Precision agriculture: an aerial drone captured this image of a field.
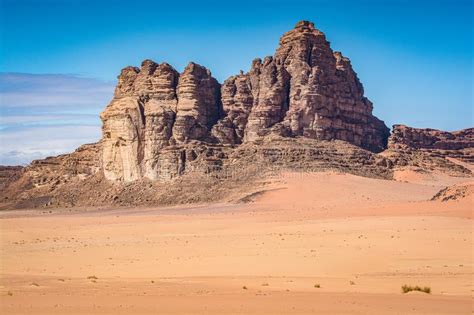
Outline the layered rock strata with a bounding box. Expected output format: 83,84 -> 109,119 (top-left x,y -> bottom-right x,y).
388,125 -> 474,163
101,20 -> 390,182
101,60 -> 221,181
0,143 -> 102,208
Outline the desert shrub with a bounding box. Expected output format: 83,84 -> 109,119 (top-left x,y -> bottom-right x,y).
401,285 -> 431,294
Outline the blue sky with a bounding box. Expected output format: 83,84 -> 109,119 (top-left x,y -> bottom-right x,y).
0,0 -> 472,165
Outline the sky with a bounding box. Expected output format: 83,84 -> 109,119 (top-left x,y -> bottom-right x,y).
0,0 -> 472,165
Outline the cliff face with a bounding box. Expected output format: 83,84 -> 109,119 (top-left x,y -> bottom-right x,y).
101,20 -> 390,182
240,21 -> 388,150
388,125 -> 474,163
389,125 -> 474,151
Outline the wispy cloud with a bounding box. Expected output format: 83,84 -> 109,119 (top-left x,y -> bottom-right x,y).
0,125 -> 102,165
0,73 -> 114,165
0,72 -> 114,111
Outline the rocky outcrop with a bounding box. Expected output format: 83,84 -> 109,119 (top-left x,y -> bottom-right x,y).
212,73 -> 254,144
1,20 -> 472,210
100,20 -> 391,182
173,62 -> 221,142
0,137 -> 395,210
142,62 -> 180,179
388,125 -> 474,163
101,60 -> 221,181
0,166 -> 24,192
389,125 -> 474,151
103,61 -> 171,181
244,21 -> 389,152
0,143 -> 102,209
26,143 -> 102,189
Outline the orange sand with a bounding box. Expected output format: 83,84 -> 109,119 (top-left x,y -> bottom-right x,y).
0,171 -> 472,314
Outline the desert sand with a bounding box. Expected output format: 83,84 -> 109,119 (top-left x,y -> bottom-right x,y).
0,170 -> 472,314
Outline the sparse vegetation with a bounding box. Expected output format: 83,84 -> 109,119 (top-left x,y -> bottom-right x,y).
242,286 -> 248,290
7,291 -> 13,296
401,285 -> 431,294
87,275 -> 98,280
314,283 -> 320,288
349,281 -> 355,285
261,283 -> 269,286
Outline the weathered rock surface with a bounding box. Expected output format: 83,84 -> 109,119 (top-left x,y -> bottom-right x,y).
212,73 -> 254,144
244,21 -> 389,151
173,62 -> 221,143
0,138 -> 394,210
101,59 -> 222,181
0,143 -> 101,208
100,20 -> 391,183
0,166 -> 24,192
388,125 -> 474,163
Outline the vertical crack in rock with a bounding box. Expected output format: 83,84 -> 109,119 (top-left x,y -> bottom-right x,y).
212,72 -> 255,144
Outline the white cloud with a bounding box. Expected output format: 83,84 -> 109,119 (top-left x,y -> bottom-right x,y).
0,73 -> 113,165
0,125 -> 102,165
0,72 -> 114,111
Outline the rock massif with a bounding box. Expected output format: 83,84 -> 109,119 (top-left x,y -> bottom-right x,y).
101,21 -> 390,182
0,20 -> 472,209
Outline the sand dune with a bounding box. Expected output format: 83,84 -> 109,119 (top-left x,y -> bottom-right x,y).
0,171 -> 472,314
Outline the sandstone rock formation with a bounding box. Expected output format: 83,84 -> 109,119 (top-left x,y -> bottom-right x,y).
0,20 -> 472,210
0,143 -> 101,208
388,125 -> 474,163
101,59 -> 222,182
100,20 -> 390,182
213,21 -> 390,150
0,138 -> 394,210
243,21 -> 389,151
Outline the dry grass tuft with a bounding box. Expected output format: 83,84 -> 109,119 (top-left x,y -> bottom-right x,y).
401,284 -> 431,294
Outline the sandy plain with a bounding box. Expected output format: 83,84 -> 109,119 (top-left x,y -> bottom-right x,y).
0,170 -> 472,314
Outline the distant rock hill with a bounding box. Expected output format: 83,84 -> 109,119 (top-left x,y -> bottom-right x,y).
1,21 -> 472,209
388,124 -> 474,163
